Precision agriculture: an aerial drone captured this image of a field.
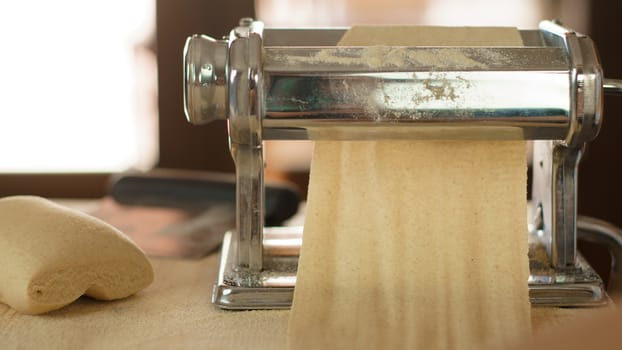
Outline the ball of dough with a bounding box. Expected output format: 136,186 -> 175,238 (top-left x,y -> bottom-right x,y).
0,196 -> 154,314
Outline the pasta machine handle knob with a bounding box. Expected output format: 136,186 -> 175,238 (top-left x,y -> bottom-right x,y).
183,34 -> 228,125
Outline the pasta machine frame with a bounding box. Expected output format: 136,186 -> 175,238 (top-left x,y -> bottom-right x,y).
183,19 -> 622,309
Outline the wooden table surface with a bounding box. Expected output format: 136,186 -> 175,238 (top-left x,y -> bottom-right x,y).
0,199 -> 617,349
1,254 -> 289,350
1,250 -> 616,350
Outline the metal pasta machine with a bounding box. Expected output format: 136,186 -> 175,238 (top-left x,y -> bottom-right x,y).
183,18 -> 622,309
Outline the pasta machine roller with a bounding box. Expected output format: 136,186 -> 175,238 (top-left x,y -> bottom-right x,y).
183,18 -> 622,309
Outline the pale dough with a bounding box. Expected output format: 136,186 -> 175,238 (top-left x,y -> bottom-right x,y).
288,27 -> 530,349
0,196 -> 153,314
338,25 -> 523,46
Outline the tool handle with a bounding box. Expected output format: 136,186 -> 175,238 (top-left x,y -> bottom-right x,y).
108,170 -> 301,226
604,78 -> 622,95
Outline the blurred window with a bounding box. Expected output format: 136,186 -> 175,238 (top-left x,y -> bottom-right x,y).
0,0 -> 156,173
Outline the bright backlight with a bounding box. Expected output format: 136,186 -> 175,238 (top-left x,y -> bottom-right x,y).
0,0 -> 156,173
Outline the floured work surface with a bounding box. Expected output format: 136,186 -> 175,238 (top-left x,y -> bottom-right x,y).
288,27 -> 531,349
1,250 -> 615,350
0,202 -> 615,350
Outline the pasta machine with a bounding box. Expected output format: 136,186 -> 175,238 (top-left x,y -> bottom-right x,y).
183,18 -> 622,309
